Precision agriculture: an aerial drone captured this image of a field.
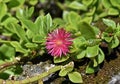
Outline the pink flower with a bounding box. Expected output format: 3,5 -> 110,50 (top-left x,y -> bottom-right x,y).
46,28 -> 73,57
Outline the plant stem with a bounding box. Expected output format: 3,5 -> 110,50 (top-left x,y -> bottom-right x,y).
0,56 -> 74,84
0,60 -> 18,72
0,65 -> 61,84
56,2 -> 65,10
0,61 -> 74,84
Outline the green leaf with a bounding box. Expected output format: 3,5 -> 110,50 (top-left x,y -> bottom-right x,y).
93,58 -> 98,67
103,18 -> 116,28
2,0 -> 11,3
0,72 -> 9,79
4,65 -> 22,75
3,23 -> 15,33
85,7 -> 96,16
7,0 -> 20,8
25,43 -> 38,48
116,31 -> 120,37
68,1 -> 87,10
0,65 -> 23,79
28,7 -> 34,18
35,14 -> 52,36
87,39 -> 101,46
35,16 -> 46,36
102,32 -> 113,42
0,39 -> 11,44
76,50 -> 86,59
67,12 -> 81,26
93,26 -> 101,36
96,48 -> 105,64
78,22 -> 96,40
105,37 -> 113,43
7,0 -> 25,8
91,0 -> 97,6
12,23 -> 29,42
110,0 -> 120,9
0,44 -> 15,61
98,12 -> 108,18
1,17 -> 18,26
86,45 -> 99,58
54,55 -> 69,63
94,14 -> 99,21
73,36 -> 86,48
63,11 -> 69,22
10,41 -> 28,54
108,8 -> 119,15
32,35 -> 45,43
40,0 -> 46,3
53,18 -> 65,26
82,0 -> 93,7
45,14 -> 52,27
20,18 -> 38,34
59,65 -> 73,76
44,14 -> 52,34
68,72 -> 83,83
110,35 -> 119,48
16,7 -> 33,19
26,30 -> 34,39
102,0 -> 112,8
0,2 -> 7,21
16,8 -> 24,19
86,61 -> 99,74
29,0 -> 38,5
80,16 -> 93,24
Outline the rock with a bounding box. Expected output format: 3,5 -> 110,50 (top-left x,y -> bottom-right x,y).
108,73 -> 120,84
16,60 -> 55,83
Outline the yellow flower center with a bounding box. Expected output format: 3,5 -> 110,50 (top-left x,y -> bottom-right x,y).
56,40 -> 63,45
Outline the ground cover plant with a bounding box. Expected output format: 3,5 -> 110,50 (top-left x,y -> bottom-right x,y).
0,0 -> 120,84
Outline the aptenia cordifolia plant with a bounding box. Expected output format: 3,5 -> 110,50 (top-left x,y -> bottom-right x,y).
0,0 -> 120,84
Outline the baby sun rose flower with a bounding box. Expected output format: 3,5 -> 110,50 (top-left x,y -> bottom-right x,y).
46,28 -> 73,57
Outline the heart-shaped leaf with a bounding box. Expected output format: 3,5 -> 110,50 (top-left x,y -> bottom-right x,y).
108,7 -> 119,16
86,45 -> 99,58
32,35 -> 45,43
68,1 -> 87,10
68,71 -> 83,83
76,50 -> 86,59
10,41 -> 28,55
110,35 -> 119,48
110,0 -> 120,9
78,22 -> 96,40
0,44 -> 15,61
54,55 -> 69,63
103,18 -> 116,28
96,48 -> 105,64
0,2 -> 7,21
59,65 -> 73,76
102,0 -> 112,8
